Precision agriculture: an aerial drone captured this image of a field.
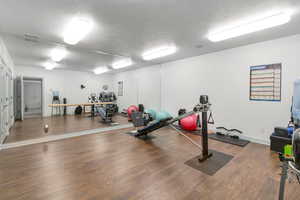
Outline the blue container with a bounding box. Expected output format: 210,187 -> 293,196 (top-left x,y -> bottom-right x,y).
52,91 -> 60,97
287,126 -> 294,137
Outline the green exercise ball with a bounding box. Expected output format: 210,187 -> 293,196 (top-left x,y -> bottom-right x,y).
156,111 -> 172,121
145,109 -> 157,120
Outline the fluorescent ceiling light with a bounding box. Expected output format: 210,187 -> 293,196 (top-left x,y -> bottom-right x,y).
43,62 -> 56,70
208,11 -> 292,42
63,17 -> 93,45
51,47 -> 67,62
94,66 -> 110,75
112,58 -> 133,69
142,45 -> 177,60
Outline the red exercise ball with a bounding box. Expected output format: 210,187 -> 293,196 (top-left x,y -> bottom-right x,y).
127,105 -> 139,120
180,114 -> 198,131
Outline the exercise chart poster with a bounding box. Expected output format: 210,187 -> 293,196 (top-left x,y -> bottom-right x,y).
118,81 -> 123,96
250,63 -> 282,101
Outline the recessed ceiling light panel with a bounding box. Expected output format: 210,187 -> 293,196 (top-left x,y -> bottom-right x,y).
208,11 -> 292,42
142,45 -> 177,60
43,61 -> 56,70
63,17 -> 93,45
112,58 -> 133,69
51,47 -> 67,62
94,66 -> 110,75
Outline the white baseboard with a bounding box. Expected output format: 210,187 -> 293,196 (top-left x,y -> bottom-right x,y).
5,127 -> 10,136
0,134 -> 6,150
0,134 -> 6,143
1,123 -> 133,150
240,135 -> 270,146
10,116 -> 15,128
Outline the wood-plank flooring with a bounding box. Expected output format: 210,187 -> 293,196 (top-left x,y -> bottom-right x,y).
1,125 -> 299,200
5,115 -> 129,143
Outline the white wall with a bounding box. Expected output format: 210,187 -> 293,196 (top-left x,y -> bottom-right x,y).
15,66 -> 113,116
113,34 -> 300,144
113,65 -> 162,111
0,36 -> 14,145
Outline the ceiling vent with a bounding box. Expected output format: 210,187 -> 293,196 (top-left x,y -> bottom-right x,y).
23,34 -> 40,43
195,44 -> 203,49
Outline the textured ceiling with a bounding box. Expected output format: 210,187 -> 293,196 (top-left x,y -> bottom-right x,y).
0,0 -> 300,73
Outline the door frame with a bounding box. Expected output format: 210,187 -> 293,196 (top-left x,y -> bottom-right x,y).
23,77 -> 44,117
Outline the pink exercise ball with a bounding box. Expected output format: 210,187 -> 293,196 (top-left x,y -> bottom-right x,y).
180,114 -> 198,131
127,105 -> 139,120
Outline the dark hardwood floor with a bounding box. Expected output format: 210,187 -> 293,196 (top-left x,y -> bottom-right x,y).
1,125 -> 299,199
5,114 -> 129,143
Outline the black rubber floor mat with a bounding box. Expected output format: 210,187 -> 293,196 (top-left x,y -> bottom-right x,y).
185,149 -> 233,176
172,125 -> 248,147
208,133 -> 249,147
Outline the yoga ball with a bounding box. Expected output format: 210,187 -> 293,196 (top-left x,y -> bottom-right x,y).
156,111 -> 172,121
127,105 -> 139,120
180,114 -> 198,131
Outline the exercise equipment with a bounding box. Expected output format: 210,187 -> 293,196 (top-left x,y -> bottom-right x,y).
131,111 -> 146,127
178,108 -> 186,126
209,133 -> 249,147
216,127 -> 243,139
145,109 -> 157,121
135,95 -> 213,163
127,105 -> 139,121
88,93 -> 98,102
294,131 -> 300,170
278,79 -> 300,200
128,105 -> 154,126
63,98 -> 67,116
96,87 -> 118,123
88,93 -> 99,117
51,91 -> 61,116
138,104 -> 145,113
74,106 -> 83,115
178,106 -> 214,131
156,111 -> 172,121
180,114 -> 199,131
178,108 -> 186,116
208,112 -> 215,124
278,130 -> 300,200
